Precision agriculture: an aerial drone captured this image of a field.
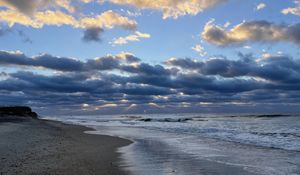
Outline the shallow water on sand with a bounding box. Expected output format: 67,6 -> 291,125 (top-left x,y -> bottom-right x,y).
44,113 -> 300,175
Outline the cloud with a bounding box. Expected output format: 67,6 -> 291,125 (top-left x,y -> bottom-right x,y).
0,50 -> 84,71
79,10 -> 137,30
0,10 -> 40,28
124,9 -> 142,17
116,52 -> 141,62
0,0 -> 50,16
164,57 -> 203,70
54,0 -> 76,13
1,50 -> 300,114
0,9 -> 137,30
165,54 -> 300,84
112,31 -> 150,45
101,0 -> 227,19
192,44 -> 206,56
256,3 -> 266,11
0,0 -> 92,15
34,10 -> 78,27
223,21 -> 231,28
0,1 -> 137,42
282,7 -> 300,16
0,50 -> 141,71
202,20 -> 300,47
82,27 -> 103,42
282,1 -> 300,16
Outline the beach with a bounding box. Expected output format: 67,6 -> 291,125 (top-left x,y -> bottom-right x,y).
50,114 -> 300,175
1,111 -> 300,175
0,116 -> 132,175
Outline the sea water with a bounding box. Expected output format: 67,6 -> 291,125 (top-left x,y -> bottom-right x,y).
43,113 -> 300,175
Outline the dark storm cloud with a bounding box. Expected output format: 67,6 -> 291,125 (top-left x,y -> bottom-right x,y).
1,51 -> 300,114
202,20 -> 300,47
82,27 -> 104,42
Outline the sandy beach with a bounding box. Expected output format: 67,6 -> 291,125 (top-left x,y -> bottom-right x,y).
0,116 -> 132,175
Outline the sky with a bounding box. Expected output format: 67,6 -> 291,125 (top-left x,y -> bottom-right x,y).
0,0 -> 300,115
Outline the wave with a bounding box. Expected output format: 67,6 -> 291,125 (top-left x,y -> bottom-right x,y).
137,117 -> 210,122
133,114 -> 295,123
250,132 -> 300,138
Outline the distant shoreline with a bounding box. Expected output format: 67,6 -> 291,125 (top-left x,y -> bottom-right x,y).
0,116 -> 132,175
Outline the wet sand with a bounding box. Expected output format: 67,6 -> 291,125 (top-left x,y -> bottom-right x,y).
0,117 -> 132,175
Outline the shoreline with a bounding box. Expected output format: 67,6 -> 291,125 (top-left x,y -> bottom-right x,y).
0,117 -> 132,175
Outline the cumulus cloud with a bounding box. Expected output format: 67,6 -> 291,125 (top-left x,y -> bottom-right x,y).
112,31 -> 150,45
101,0 -> 227,19
202,20 -> 300,47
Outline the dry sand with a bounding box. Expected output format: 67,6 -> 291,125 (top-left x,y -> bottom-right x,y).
0,117 -> 132,175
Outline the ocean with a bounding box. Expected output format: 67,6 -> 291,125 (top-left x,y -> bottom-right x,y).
43,113 -> 300,175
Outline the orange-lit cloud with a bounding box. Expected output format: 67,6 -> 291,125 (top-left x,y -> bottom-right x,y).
202,20 -> 300,47
0,9 -> 137,30
100,0 -> 226,19
112,31 -> 150,45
